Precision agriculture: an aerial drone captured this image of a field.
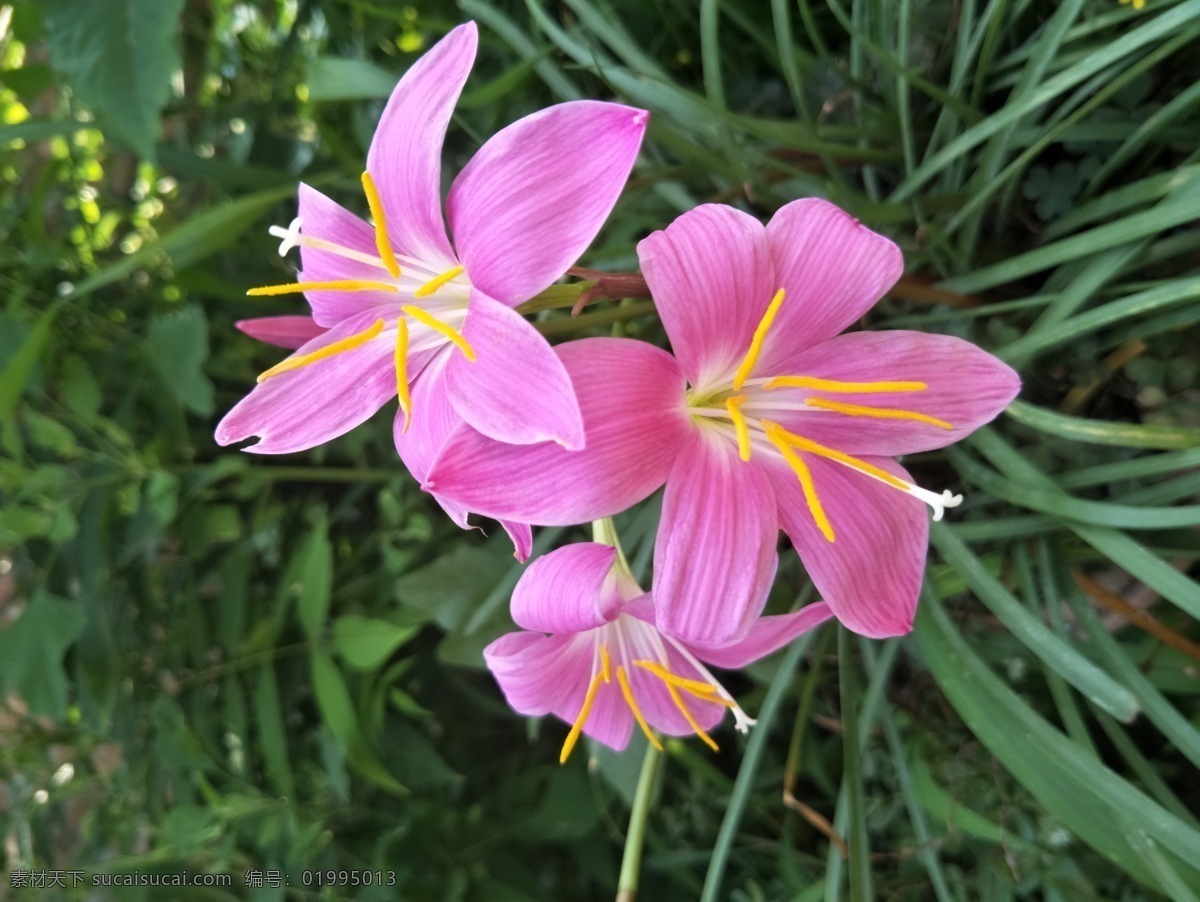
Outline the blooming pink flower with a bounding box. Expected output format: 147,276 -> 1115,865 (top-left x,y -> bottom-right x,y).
214,21 -> 647,463
427,200 -> 1020,643
485,542 -> 832,758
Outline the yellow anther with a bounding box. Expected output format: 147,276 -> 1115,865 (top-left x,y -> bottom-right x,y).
765,376 -> 927,394
763,423 -> 835,542
616,666 -> 663,752
401,305 -> 477,361
634,660 -> 733,705
360,171 -> 401,279
257,319 -> 384,382
804,397 -> 953,430
395,318 -> 412,432
600,644 -> 612,683
247,279 -> 398,297
725,395 -> 752,462
559,668 -> 607,765
732,288 -> 785,390
664,683 -> 719,752
414,265 -> 465,299
762,420 -> 908,490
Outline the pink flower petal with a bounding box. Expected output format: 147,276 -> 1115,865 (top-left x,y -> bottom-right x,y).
235,316 -> 326,349
445,293 -> 585,448
499,520 -> 533,563
425,338 -> 689,524
511,543 -> 619,634
654,432 -> 780,646
296,184 -> 400,327
365,23 -> 477,266
392,349 -> 470,529
215,310 -> 397,454
636,204 -> 775,388
447,102 -> 648,306
756,199 -> 904,373
762,330 -> 1021,455
484,631 -> 591,718
767,454 -> 927,638
690,601 -> 834,669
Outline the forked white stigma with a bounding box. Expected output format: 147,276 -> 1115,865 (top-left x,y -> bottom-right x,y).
907,485 -> 963,521
268,217 -> 304,256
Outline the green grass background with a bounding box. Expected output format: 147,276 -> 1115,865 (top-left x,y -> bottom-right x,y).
2,0 -> 1198,898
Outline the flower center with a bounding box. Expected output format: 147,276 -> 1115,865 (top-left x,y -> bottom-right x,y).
685,287 -> 963,542
558,617 -> 754,764
246,170 -> 477,430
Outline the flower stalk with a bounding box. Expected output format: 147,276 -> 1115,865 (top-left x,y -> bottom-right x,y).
616,741 -> 663,902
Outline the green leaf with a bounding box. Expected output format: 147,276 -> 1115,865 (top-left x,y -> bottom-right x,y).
145,303 -> 214,416
306,57 -> 397,102
332,615 -> 419,670
930,522 -> 1139,722
0,301 -> 64,459
916,595 -> 1200,892
310,650 -> 408,795
1005,399 -> 1200,450
254,665 -> 296,800
69,183 -> 297,300
41,0 -> 185,160
294,515 -> 333,640
0,592 -> 87,718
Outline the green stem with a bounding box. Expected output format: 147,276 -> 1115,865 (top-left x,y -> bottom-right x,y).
616,742 -> 663,902
839,627 -> 872,901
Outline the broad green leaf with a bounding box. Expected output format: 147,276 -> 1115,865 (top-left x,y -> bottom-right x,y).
41,0 -> 185,160
332,615 -> 419,670
0,592 -> 87,718
145,304 -> 214,416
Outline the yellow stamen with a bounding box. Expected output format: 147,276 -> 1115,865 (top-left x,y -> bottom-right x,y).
616,666 -> 663,751
360,171 -> 401,279
247,279 -> 398,297
732,288 -> 786,390
763,420 -> 908,490
257,319 -> 384,382
763,423 -> 835,542
665,683 -> 719,752
401,305 -> 477,361
805,397 -> 953,430
725,395 -> 752,462
395,318 -> 412,431
560,669 -> 606,765
600,644 -> 612,683
414,265 -> 465,299
764,376 -> 927,393
634,660 -> 734,705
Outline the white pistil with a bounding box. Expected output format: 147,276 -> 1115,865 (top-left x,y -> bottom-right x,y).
267,218 -> 389,269
905,486 -> 963,521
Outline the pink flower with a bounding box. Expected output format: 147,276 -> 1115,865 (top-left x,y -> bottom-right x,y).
427,200 -> 1021,643
485,542 -> 832,758
214,21 -> 647,464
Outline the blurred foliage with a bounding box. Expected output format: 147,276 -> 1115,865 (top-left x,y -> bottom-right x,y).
1,0 -> 1199,899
